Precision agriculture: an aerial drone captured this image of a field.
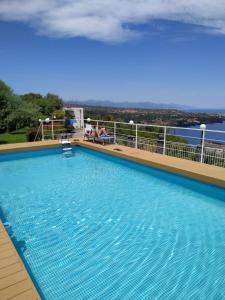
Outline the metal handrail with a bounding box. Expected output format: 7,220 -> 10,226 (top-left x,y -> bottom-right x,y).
84,118 -> 225,133
38,118 -> 225,167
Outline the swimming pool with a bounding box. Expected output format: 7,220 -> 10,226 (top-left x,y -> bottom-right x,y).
0,146 -> 224,299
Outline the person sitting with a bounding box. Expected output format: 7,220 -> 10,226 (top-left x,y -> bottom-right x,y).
95,126 -> 108,137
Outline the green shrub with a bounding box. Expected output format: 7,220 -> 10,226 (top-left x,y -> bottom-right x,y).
26,128 -> 42,142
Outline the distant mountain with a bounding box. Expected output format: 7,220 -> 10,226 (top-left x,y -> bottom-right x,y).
65,99 -> 195,110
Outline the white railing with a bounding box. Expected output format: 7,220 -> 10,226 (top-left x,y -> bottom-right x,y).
84,119 -> 225,168
36,119 -> 84,141
38,119 -> 225,168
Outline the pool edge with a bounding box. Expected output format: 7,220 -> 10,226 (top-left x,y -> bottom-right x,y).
0,140 -> 224,188
76,140 -> 225,189
0,140 -> 59,153
0,221 -> 41,300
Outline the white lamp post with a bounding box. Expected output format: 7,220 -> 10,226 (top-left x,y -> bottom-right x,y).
87,117 -> 91,123
128,120 -> 137,148
38,119 -> 44,141
129,120 -> 134,136
200,124 -> 206,163
200,123 -> 206,130
200,124 -> 206,145
129,120 -> 134,125
44,118 -> 50,139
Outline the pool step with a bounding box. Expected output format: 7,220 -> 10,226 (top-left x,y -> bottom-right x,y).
62,145 -> 73,157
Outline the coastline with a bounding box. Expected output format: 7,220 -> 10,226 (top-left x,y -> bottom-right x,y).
175,120 -> 225,145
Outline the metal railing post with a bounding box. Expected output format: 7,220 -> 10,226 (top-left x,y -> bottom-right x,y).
135,124 -> 138,149
41,121 -> 44,141
163,126 -> 167,155
81,119 -> 225,168
114,122 -> 117,144
51,120 -> 54,140
200,129 -> 205,163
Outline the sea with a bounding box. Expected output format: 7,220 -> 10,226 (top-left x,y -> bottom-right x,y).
175,120 -> 225,145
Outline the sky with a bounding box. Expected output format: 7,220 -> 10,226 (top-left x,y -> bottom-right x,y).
0,0 -> 225,108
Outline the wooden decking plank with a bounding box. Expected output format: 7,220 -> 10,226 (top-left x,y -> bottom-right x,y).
0,237 -> 10,245
0,243 -> 12,253
0,263 -> 22,279
0,240 -> 10,247
0,270 -> 27,290
0,222 -> 40,300
0,256 -> 19,269
8,288 -> 39,300
0,279 -> 32,300
0,249 -> 15,260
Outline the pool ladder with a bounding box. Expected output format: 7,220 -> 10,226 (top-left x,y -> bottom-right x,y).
61,140 -> 73,157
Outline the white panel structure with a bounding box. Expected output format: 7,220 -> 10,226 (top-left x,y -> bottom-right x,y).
63,107 -> 84,129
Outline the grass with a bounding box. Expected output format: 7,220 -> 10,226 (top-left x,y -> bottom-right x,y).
0,128 -> 29,144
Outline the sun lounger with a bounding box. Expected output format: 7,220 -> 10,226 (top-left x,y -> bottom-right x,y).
84,124 -> 114,145
94,134 -> 114,145
84,124 -> 95,142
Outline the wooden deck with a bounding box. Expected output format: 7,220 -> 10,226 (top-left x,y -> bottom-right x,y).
0,222 -> 40,300
0,140 -> 59,153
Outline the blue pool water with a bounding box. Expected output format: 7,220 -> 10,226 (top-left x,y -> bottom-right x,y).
0,146 -> 225,300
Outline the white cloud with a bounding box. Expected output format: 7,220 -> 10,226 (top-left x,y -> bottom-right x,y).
0,0 -> 225,42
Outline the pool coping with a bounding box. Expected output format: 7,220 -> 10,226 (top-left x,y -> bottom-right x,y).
0,221 -> 40,300
76,140 -> 225,188
0,140 -> 225,189
0,140 -> 59,153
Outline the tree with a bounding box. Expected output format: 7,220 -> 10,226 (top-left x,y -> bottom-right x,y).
0,80 -> 43,132
0,80 -> 13,96
22,92 -> 63,116
0,80 -> 65,135
7,98 -> 41,131
53,110 -> 65,119
0,80 -> 14,132
44,93 -> 63,116
22,93 -> 46,115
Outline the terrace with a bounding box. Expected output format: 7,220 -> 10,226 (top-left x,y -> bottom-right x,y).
33,118 -> 225,168
0,120 -> 225,299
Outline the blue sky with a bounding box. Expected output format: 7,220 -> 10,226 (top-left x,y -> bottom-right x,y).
0,0 -> 225,108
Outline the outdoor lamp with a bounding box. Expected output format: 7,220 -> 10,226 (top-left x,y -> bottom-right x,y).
200,124 -> 206,130
87,118 -> 91,122
45,118 -> 50,123
200,124 -> 206,147
129,120 -> 134,125
38,119 -> 42,123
